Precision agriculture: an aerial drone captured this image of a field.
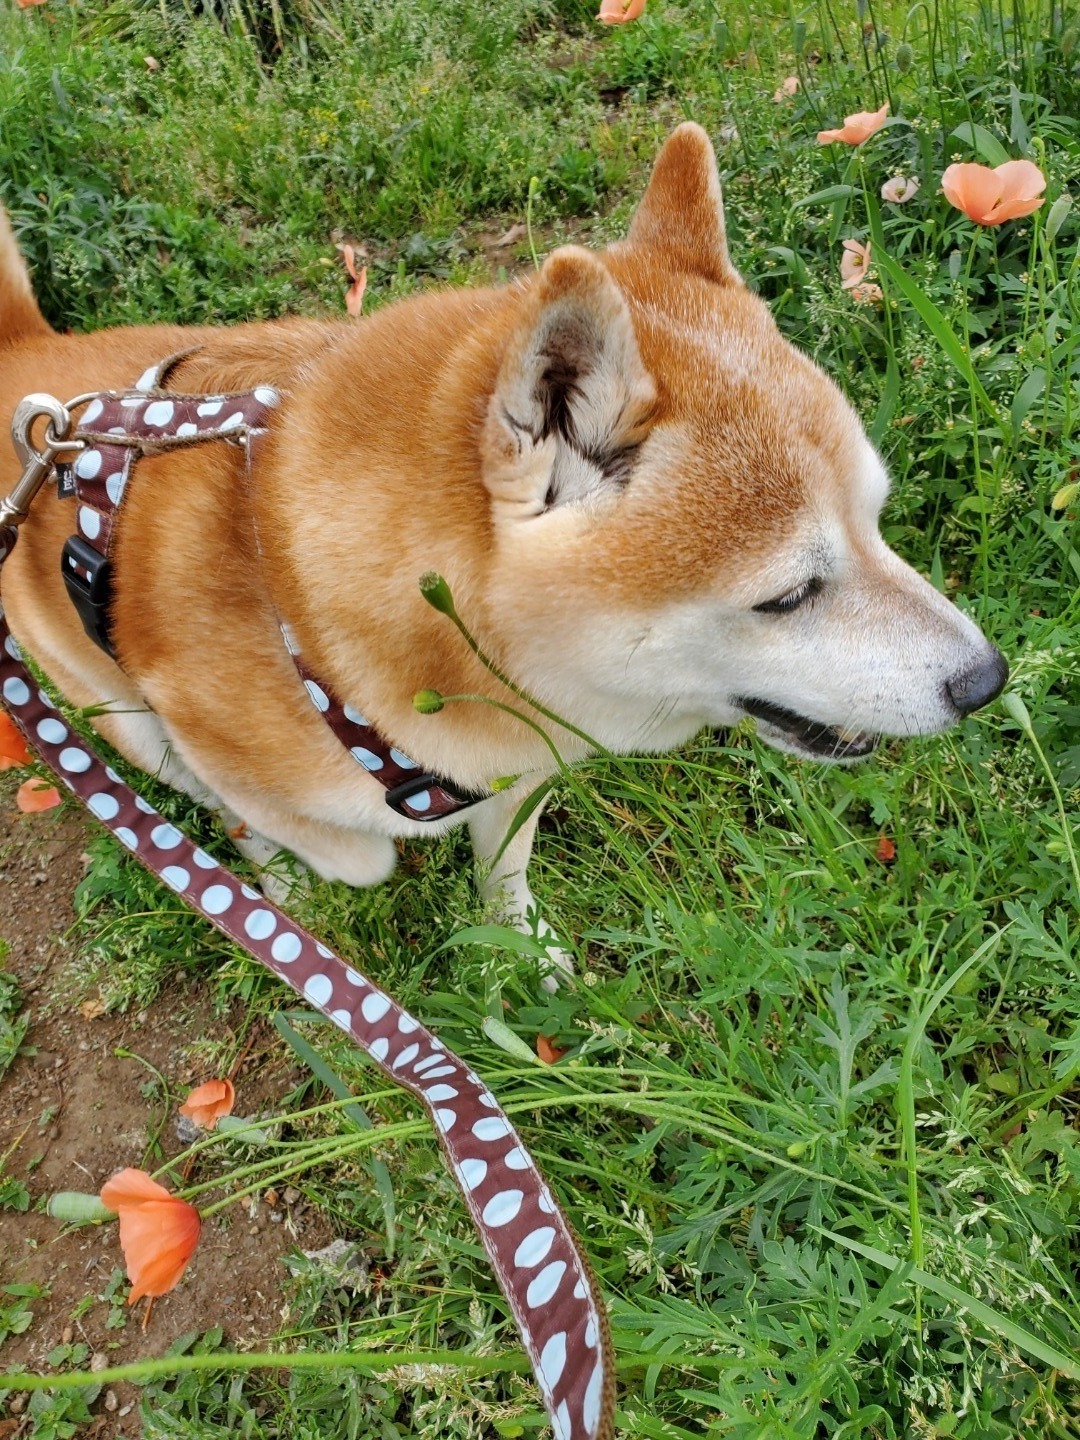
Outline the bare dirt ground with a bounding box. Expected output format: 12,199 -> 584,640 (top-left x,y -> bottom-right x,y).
0,786 -> 333,1435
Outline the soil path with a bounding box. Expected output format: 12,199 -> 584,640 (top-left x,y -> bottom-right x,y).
0,785 -> 332,1435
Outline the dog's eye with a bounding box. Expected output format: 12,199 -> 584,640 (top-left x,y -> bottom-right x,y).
753,577 -> 823,614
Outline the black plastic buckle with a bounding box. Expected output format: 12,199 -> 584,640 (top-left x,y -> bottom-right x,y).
384,773 -> 483,821
61,535 -> 116,658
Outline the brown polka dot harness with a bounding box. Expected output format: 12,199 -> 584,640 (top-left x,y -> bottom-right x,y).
1,380 -> 615,1440
59,353 -> 483,824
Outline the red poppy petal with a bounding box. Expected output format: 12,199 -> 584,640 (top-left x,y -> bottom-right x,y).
123,1206 -> 201,1301
101,1167 -> 174,1210
345,266 -> 368,318
0,713 -> 30,766
16,779 -> 61,812
179,1078 -> 235,1129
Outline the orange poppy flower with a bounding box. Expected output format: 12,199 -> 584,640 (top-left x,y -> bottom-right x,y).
16,778 -> 60,812
178,1077 -> 235,1130
100,1168 -> 201,1304
0,713 -> 29,770
536,1033 -> 567,1065
817,103 -> 889,146
597,0 -> 646,22
342,244 -> 367,318
940,160 -> 1046,227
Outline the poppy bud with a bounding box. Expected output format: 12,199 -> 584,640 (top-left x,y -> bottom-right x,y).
413,689 -> 445,714
894,41 -> 914,72
49,1192 -> 116,1224
418,571 -> 457,617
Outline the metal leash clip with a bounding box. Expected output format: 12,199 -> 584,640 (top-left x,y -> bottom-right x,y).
1,394 -> 85,528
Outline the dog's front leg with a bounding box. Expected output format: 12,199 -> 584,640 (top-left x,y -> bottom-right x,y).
467,782 -> 575,991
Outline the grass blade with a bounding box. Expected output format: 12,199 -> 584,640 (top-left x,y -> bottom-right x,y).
816,1226 -> 1080,1381
273,1014 -> 397,1258
872,246 -> 1008,438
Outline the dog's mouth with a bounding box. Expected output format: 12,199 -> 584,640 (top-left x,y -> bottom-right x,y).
734,697 -> 879,763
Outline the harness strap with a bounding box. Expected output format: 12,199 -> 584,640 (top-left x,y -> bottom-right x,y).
1,417 -> 614,1439
60,358 -> 483,823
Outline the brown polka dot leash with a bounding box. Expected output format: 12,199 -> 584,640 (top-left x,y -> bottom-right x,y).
1,394 -> 615,1440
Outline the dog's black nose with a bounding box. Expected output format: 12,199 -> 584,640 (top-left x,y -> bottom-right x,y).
946,647 -> 1010,717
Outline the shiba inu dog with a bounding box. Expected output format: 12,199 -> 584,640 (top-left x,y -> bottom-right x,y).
0,124 -> 1007,976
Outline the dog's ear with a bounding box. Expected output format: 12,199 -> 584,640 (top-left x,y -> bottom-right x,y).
629,122 -> 738,284
482,246 -> 655,520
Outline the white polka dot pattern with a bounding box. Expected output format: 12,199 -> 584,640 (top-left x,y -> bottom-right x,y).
60,356 -> 284,595
286,636 -> 480,823
0,519 -> 612,1440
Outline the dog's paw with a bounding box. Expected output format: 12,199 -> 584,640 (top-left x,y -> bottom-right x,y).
224,819 -> 310,907
539,937 -> 576,994
515,912 -> 576,993
257,865 -> 310,908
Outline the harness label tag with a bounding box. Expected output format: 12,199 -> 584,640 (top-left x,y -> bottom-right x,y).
56,463 -> 76,500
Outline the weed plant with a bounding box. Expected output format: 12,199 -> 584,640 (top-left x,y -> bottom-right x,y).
1,0 -> 1078,1435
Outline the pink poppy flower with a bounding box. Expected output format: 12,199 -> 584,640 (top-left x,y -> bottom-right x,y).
818,103 -> 889,146
851,282 -> 884,305
940,160 -> 1046,226
597,0 -> 646,20
881,175 -> 920,203
840,239 -> 871,290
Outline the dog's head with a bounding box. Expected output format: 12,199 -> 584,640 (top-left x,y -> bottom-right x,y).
478,123 -> 1007,761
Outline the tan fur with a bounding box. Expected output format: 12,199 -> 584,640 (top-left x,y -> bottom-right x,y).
0,125 -> 1005,967
0,209 -> 50,344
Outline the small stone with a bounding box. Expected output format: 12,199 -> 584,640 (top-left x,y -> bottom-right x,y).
119,1404 -> 133,1417
61,1325 -> 73,1345
269,1210 -> 283,1224
283,1187 -> 300,1205
104,1390 -> 118,1412
90,1352 -> 109,1372
174,1113 -> 201,1145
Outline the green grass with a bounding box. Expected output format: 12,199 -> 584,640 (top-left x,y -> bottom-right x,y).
1,0 -> 1079,1435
